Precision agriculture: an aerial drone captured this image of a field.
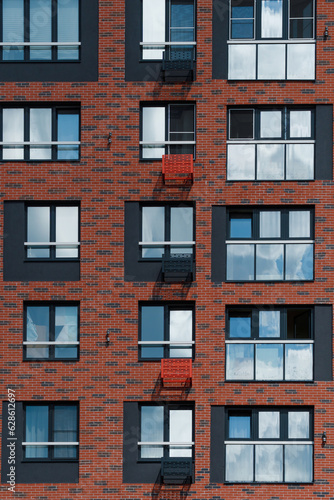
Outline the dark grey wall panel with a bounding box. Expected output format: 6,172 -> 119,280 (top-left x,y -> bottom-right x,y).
212,0 -> 229,79
210,406 -> 225,483
315,105 -> 333,180
314,305 -> 333,381
211,206 -> 226,282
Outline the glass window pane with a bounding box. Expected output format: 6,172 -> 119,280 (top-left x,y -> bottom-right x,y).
285,444 -> 313,482
57,0 -> 79,60
287,309 -> 311,339
285,344 -> 313,380
290,0 -> 313,18
229,415 -> 251,438
288,411 -> 310,438
54,405 -> 77,458
261,0 -> 283,38
258,44 -> 285,79
226,444 -> 253,482
228,44 -> 256,79
27,206 -> 50,258
25,405 -> 48,458
256,344 -> 283,380
55,306 -> 78,359
226,344 -> 254,380
227,144 -> 256,180
230,216 -> 252,238
285,244 -> 313,280
255,444 -> 283,481
170,105 -> 194,135
229,315 -> 251,338
58,113 -> 80,160
231,19 -> 254,39
231,0 -> 254,39
141,306 -> 164,359
287,43 -> 315,79
141,406 -> 164,458
56,206 -> 79,258
260,111 -> 282,138
30,108 -> 52,160
257,144 -> 284,180
30,0 -> 52,60
142,206 -> 165,258
260,211 -> 281,238
170,310 -> 192,358
290,111 -> 312,138
3,108 -> 24,160
142,0 -> 165,59
142,107 -> 165,159
171,0 -> 194,28
26,306 -> 49,359
3,0 -> 24,61
286,144 -> 314,180
169,409 -> 192,457
230,110 -> 254,139
171,206 -> 193,254
289,211 -> 311,238
256,244 -> 284,280
259,310 -> 280,338
290,18 -> 313,38
258,411 -> 280,438
227,245 -> 255,280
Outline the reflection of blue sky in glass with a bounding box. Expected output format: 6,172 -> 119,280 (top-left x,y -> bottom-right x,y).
256,244 -> 284,280
229,416 -> 251,438
285,444 -> 312,482
141,306 -> 164,358
256,344 -> 283,380
230,316 -> 251,338
230,218 -> 252,238
259,310 -> 280,337
58,113 -> 79,160
227,245 -> 254,280
285,344 -> 313,380
258,411 -> 280,438
226,344 -> 254,379
226,444 -> 253,482
255,444 -> 283,481
261,0 -> 283,38
285,244 -> 313,280
141,406 -> 164,458
25,405 -> 48,458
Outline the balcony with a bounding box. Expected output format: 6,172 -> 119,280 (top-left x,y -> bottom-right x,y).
162,253 -> 193,282
161,359 -> 192,387
161,457 -> 193,484
162,47 -> 195,82
162,154 -> 194,184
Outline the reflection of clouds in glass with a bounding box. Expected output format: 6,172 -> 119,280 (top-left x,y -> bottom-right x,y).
256,244 -> 284,280
227,144 -> 255,180
258,44 -> 285,79
285,344 -> 313,380
226,445 -> 253,482
169,410 -> 192,457
227,245 -> 255,280
260,111 -> 282,138
256,344 -> 283,380
259,310 -> 280,338
286,144 -> 314,180
228,44 -> 256,79
290,111 -> 311,138
287,44 -> 315,80
285,444 -> 313,482
255,444 -> 283,481
226,344 -> 254,379
258,412 -> 280,438
288,412 -> 310,438
230,317 -> 251,338
285,244 -> 313,280
257,144 -> 284,180
261,0 -> 283,38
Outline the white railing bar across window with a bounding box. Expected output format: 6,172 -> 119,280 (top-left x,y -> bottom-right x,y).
23,341 -> 79,346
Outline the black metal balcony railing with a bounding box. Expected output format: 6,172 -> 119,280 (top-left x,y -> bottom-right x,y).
162,253 -> 194,282
162,47 -> 195,82
161,457 -> 193,484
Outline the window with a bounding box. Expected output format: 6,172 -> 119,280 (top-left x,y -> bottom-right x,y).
141,0 -> 195,60
1,0 -> 79,62
228,0 -> 315,79
227,108 -> 314,180
140,104 -> 195,159
226,307 -> 313,380
24,404 -> 78,460
139,304 -> 194,359
140,204 -> 194,259
1,106 -> 80,161
26,204 -> 79,260
226,208 -> 314,281
225,408 -> 313,483
139,405 -> 194,459
24,303 -> 79,360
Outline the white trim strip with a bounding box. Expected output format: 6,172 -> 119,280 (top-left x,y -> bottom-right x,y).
139,241 -> 195,246
226,340 -> 314,344
23,341 -> 79,346
227,140 -> 315,145
225,441 -> 312,445
0,42 -> 81,46
227,40 -> 315,45
1,141 -> 80,146
138,341 -> 195,345
24,242 -> 80,247
23,442 -> 79,446
227,240 -> 314,244
138,442 -> 194,446
140,141 -> 195,146
140,42 -> 196,46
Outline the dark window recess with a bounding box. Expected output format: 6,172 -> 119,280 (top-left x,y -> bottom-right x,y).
24,303 -> 79,361
139,303 -> 194,360
0,106 -> 80,161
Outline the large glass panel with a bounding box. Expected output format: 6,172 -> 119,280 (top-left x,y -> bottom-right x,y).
290,110 -> 312,137
258,44 -> 285,79
25,405 -> 48,458
171,206 -> 193,254
30,108 -> 52,160
285,444 -> 313,482
170,310 -> 192,358
256,244 -> 284,280
55,306 -> 78,359
27,206 -> 50,258
257,144 -> 284,180
259,310 -> 280,337
227,144 -> 256,180
287,43 -> 315,79
226,444 -> 253,482
3,108 -> 24,160
26,306 -> 49,359
231,0 -> 254,39
256,344 -> 283,379
30,0 -> 52,60
229,109 -> 254,139
228,44 -> 256,79
141,406 -> 164,458
227,245 -> 255,280
143,0 -> 165,59
285,243 -> 313,280
58,113 -> 80,160
229,415 -> 251,438
226,344 -> 254,379
3,0 -> 24,61
169,409 -> 192,457
142,206 -> 165,258
260,211 -> 281,238
141,306 -> 164,358
290,0 -> 314,38
285,344 -> 313,380
55,206 -> 79,258
289,211 -> 311,238
260,110 -> 282,138
288,411 -> 309,438
54,405 -> 77,458
142,107 -> 165,159
255,444 -> 283,481
230,216 -> 252,238
229,315 -> 251,338
258,411 -> 280,438
170,0 -> 194,59
261,0 -> 283,38
286,143 -> 314,180
57,0 -> 79,60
